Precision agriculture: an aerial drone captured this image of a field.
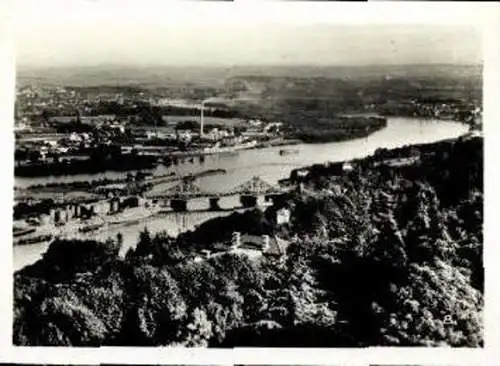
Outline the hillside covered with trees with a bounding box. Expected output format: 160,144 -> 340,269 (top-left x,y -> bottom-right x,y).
13,136 -> 483,347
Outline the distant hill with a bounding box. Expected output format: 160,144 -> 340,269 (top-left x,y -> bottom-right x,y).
16,63 -> 482,88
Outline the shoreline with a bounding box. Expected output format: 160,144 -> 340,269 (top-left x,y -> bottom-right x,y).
17,168 -> 227,195
16,133 -> 476,250
14,118 -> 387,179
14,139 -> 302,180
13,117 -> 470,270
14,117 -> 470,191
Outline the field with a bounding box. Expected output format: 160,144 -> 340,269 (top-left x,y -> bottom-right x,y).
161,115 -> 247,127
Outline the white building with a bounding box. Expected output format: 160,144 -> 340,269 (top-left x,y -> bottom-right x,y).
276,208 -> 291,225
177,131 -> 193,143
69,133 -> 82,142
205,128 -> 232,141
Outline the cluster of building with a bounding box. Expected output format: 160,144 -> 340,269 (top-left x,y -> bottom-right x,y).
411,101 -> 482,123
15,83 -> 221,124
14,82 -> 291,171
16,85 -> 81,119
13,192 -> 148,243
15,129 -> 96,166
15,110 -> 286,169
15,84 -> 155,122
373,98 -> 482,125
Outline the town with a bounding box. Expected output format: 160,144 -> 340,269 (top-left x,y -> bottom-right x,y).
14,84 -> 297,173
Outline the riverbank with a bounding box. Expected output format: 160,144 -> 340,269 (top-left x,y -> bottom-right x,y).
12,195 -> 272,270
18,168 -> 227,195
14,115 -> 383,179
14,153 -> 158,178
14,137 -> 301,178
15,118 -> 469,191
13,117 -> 470,271
14,117 -> 470,194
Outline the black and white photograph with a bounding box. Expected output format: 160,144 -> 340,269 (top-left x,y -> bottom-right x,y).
8,0 -> 486,351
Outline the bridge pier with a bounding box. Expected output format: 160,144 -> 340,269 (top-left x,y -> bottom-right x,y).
108,198 -> 120,215
265,194 -> 286,206
209,197 -> 221,211
240,195 -> 257,208
54,209 -> 61,223
171,199 -> 187,212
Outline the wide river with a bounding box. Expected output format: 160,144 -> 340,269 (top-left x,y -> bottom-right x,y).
13,117 -> 469,271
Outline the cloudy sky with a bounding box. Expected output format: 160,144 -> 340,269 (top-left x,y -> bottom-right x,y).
11,0 -> 484,68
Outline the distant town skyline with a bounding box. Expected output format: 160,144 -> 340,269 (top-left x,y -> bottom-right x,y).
13,0 -> 483,68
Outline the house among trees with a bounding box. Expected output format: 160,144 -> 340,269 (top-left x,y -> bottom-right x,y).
276,207 -> 291,225
295,168 -> 309,180
342,161 -> 355,172
230,231 -> 290,258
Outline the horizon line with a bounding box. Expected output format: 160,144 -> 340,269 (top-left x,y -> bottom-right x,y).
17,61 -> 483,71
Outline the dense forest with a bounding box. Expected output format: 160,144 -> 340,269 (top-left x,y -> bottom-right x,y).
13,136 -> 483,347
229,74 -> 480,130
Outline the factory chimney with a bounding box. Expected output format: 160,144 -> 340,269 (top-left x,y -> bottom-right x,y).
200,101 -> 204,137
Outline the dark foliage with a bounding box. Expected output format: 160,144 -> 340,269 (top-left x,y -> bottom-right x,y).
15,147 -> 157,177
14,199 -> 54,220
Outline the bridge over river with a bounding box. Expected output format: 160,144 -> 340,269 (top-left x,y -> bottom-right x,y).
145,175 -> 292,211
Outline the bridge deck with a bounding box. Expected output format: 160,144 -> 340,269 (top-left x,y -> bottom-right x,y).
146,190 -> 290,200
145,176 -> 292,200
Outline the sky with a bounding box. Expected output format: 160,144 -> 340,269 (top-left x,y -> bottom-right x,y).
10,0 -> 485,68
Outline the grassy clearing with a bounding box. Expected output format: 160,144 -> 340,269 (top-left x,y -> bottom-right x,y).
162,115 -> 246,127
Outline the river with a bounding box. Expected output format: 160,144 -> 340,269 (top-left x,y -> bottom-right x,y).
13,117 -> 469,271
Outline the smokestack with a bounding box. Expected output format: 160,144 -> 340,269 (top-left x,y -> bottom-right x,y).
261,235 -> 270,251
231,231 -> 241,249
200,101 -> 204,137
